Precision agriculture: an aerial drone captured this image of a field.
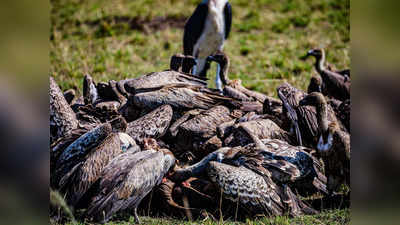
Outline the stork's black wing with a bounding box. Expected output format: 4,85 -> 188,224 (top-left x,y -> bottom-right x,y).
224,2 -> 232,39
183,3 -> 208,56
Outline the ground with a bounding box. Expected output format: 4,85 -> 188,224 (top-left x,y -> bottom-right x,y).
61,209 -> 349,225
50,0 -> 350,224
50,0 -> 349,96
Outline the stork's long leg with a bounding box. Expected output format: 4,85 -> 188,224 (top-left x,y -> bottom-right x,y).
215,64 -> 223,92
192,64 -> 197,75
133,207 -> 140,224
195,58 -> 207,76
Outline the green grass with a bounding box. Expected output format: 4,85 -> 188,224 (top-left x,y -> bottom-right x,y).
50,0 -> 349,224
50,0 -> 349,96
57,209 -> 349,225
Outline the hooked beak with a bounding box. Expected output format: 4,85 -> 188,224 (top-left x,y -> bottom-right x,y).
300,50 -> 313,60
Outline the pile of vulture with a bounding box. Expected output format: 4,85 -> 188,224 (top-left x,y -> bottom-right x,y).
50,48 -> 350,223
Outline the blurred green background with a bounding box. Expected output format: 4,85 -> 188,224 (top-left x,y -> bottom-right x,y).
50,0 -> 349,96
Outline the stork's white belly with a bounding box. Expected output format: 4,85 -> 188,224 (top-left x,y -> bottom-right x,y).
193,11 -> 225,59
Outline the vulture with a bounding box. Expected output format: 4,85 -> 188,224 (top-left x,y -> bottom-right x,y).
305,49 -> 350,101
299,92 -> 350,194
277,82 -> 345,147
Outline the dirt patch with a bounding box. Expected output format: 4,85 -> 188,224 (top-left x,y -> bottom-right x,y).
80,15 -> 187,33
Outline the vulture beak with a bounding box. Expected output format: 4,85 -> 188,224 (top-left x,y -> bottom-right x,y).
300,50 -> 314,60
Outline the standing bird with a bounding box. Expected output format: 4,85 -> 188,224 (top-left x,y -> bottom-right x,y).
183,0 -> 232,92
304,49 -> 350,101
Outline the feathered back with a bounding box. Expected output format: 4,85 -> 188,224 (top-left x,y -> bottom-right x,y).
87,149 -> 175,222
277,82 -> 343,147
207,161 -> 285,216
59,133 -> 122,206
226,139 -> 327,195
133,84 -> 238,112
207,162 -> 316,217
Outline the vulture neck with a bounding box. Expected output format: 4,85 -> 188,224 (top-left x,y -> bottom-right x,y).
170,150 -> 221,182
315,51 -> 326,74
316,99 -> 329,136
217,60 -> 230,85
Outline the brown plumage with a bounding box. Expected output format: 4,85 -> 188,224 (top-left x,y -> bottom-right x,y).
337,99 -> 350,132
307,75 -> 323,94
59,133 -> 124,207
305,49 -> 350,101
207,162 -> 316,217
172,105 -> 233,159
126,104 -> 173,145
168,109 -> 205,137
123,70 -> 207,95
132,83 -> 239,113
307,75 -> 350,132
86,149 -> 176,223
83,74 -> 99,105
154,177 -> 214,219
277,82 -> 344,147
50,76 -> 79,143
299,92 -> 350,194
170,148 -> 316,217
224,119 -> 297,147
206,51 -> 280,113
224,124 -> 327,196
52,122 -> 114,189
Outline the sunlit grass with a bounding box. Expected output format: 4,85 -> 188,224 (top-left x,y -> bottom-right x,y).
50,0 -> 349,96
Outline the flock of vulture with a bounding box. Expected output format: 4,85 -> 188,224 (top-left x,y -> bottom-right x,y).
50,1 -> 349,223
50,48 -> 350,223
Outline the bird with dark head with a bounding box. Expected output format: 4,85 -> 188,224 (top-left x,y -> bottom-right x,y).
182,56 -> 197,74
277,82 -> 345,148
304,48 -> 350,101
307,75 -> 323,94
299,92 -> 350,194
170,53 -> 185,72
183,0 -> 232,91
206,50 -> 230,88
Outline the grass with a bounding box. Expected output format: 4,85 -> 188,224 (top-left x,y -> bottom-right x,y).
50,0 -> 349,96
50,0 -> 349,224
58,209 -> 349,225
